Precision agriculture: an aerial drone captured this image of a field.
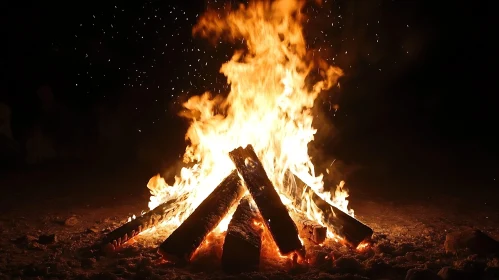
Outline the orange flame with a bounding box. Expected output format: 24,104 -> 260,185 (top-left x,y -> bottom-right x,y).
143,0 -> 350,252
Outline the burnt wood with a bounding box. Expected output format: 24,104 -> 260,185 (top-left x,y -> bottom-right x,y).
222,196 -> 263,273
229,145 -> 303,255
100,195 -> 185,253
287,173 -> 373,247
295,217 -> 327,244
158,170 -> 245,263
309,188 -> 373,247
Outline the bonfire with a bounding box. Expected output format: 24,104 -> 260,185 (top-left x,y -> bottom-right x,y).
99,0 -> 373,272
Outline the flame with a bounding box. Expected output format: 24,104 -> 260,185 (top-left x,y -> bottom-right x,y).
356,241 -> 370,251
144,0 -> 352,252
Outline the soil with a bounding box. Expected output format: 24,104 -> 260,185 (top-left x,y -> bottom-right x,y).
1,163 -> 498,280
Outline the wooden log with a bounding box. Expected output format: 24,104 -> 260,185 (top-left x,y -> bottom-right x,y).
158,170 -> 245,263
286,173 -> 373,247
100,195 -> 186,253
308,188 -> 373,247
229,145 -> 303,256
222,196 -> 263,273
295,217 -> 327,245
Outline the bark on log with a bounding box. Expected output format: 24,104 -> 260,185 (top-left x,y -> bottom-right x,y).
222,196 -> 263,273
100,196 -> 184,253
158,170 -> 245,263
286,172 -> 373,247
295,217 -> 327,244
229,145 -> 303,255
309,188 -> 373,247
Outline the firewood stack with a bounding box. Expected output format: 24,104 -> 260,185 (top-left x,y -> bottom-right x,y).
100,144 -> 374,272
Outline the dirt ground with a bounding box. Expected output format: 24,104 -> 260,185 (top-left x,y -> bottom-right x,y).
1,163 -> 498,280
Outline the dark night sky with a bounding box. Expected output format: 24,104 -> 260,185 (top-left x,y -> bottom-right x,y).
4,0 -> 497,191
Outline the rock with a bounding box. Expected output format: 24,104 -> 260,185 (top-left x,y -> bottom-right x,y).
374,241 -> 395,255
38,234 -> 57,244
13,235 -> 38,245
453,258 -> 487,276
101,243 -> 115,255
437,266 -> 473,280
405,252 -> 418,261
405,268 -> 440,280
87,227 -> 100,233
393,243 -> 416,256
64,216 -> 79,227
28,242 -> 46,251
444,229 -> 499,255
333,257 -> 363,273
483,266 -> 499,280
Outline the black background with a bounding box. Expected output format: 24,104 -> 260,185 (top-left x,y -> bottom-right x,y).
4,0 -> 497,196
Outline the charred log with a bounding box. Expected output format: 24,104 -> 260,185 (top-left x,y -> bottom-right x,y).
309,188 -> 373,247
229,145 -> 303,256
100,196 -> 184,253
158,170 -> 245,263
295,217 -> 327,245
222,196 -> 263,273
285,172 -> 373,247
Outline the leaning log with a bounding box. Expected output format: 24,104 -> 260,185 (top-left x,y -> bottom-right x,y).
222,196 -> 263,273
100,195 -> 185,253
158,170 -> 245,263
286,173 -> 373,247
295,216 -> 327,245
229,145 -> 303,256
309,188 -> 373,247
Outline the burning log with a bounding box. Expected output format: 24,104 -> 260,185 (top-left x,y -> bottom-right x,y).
229,145 -> 303,256
309,189 -> 373,247
100,197 -> 182,252
286,172 -> 373,247
222,196 -> 263,273
158,170 -> 245,263
295,217 -> 327,245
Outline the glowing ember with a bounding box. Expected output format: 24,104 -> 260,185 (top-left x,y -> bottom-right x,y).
144,0 -> 351,253
356,241 -> 370,251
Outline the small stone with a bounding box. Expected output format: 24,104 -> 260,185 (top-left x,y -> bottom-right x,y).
28,242 -> 46,250
405,252 -> 418,261
13,235 -> 37,244
334,256 -> 363,273
64,216 -> 79,227
405,268 -> 440,280
444,229 -> 499,255
438,266 -> 473,280
375,241 -> 395,255
87,227 -> 100,233
393,243 -> 416,256
38,234 -> 57,244
102,243 -> 115,255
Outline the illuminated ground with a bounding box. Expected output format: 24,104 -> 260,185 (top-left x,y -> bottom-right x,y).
1,163 -> 498,280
